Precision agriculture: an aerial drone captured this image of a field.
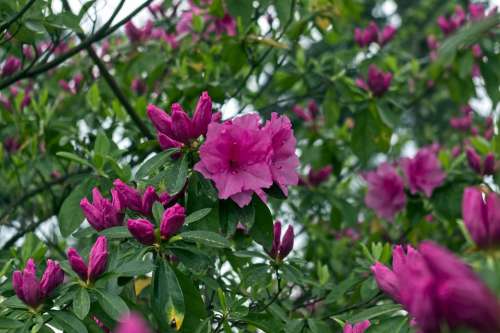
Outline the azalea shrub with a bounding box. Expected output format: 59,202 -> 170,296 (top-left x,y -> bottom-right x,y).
0,0 -> 500,332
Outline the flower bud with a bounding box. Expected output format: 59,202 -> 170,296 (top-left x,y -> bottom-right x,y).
147,104 -> 173,137
371,262 -> 399,300
128,219 -> 156,245
80,187 -> 124,231
113,179 -> 143,212
466,147 -> 482,174
192,91 -> 212,138
131,78 -> 146,95
160,203 -> 186,240
171,104 -> 194,143
483,153 -> 496,175
40,259 -> 64,298
308,166 -> 333,187
278,225 -> 294,260
307,100 -> 319,118
88,236 -> 108,281
269,221 -> 281,259
343,320 -> 371,333
1,56 -> 21,77
380,25 -> 396,45
67,248 -> 88,280
367,65 -> 392,97
158,132 -> 183,150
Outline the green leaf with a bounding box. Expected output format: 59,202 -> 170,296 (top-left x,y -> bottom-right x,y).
164,154 -> 188,195
58,178 -> 98,237
135,149 -> 179,180
308,319 -> 330,333
366,316 -> 409,333
56,152 -> 93,168
226,0 -> 253,27
185,208 -> 213,225
94,289 -> 129,321
99,226 -> 131,239
152,259 -> 185,330
50,311 -> 88,333
115,260 -> 155,276
209,0 -> 224,17
94,131 -> 110,156
351,105 -> 391,164
249,196 -> 274,250
438,14 -> 500,66
178,231 -> 231,248
73,288 -> 90,320
0,318 -> 24,329
86,84 -> 100,111
175,268 -> 207,331
341,304 -> 402,322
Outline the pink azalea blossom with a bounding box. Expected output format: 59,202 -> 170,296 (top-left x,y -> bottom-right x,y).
400,147 -> 445,197
262,113 -> 299,196
363,163 -> 406,221
194,114 -> 273,207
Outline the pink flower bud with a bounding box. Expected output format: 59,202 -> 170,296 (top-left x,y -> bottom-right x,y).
343,320 -> 371,333
147,104 -> 173,136
291,105 -> 312,121
1,56 -> 21,77
466,147 -> 482,174
88,236 -> 108,281
131,78 -> 146,95
40,259 -> 64,298
128,219 -> 156,245
269,221 -> 281,259
308,165 -> 333,187
367,65 -> 392,97
483,153 -> 496,175
158,132 -> 183,151
160,203 -> 186,240
67,248 -> 88,280
278,225 -> 294,260
80,188 -> 124,231
471,44 -> 482,58
192,91 -> 212,138
171,104 -> 194,143
113,179 -> 143,212
379,25 -> 396,46
371,261 -> 399,300
307,100 -> 319,118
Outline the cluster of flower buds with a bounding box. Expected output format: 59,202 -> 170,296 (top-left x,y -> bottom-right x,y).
438,4 -> 497,36
462,187 -> 500,249
354,21 -> 396,48
356,65 -> 392,97
466,147 -> 496,176
80,187 -> 125,231
67,236 -> 108,283
147,91 -> 214,150
128,203 -> 186,245
268,221 -> 294,261
1,56 -> 21,77
113,179 -> 170,216
291,101 -> 320,122
437,5 -> 466,35
12,259 -> 64,308
372,242 -> 500,333
125,20 -> 153,43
